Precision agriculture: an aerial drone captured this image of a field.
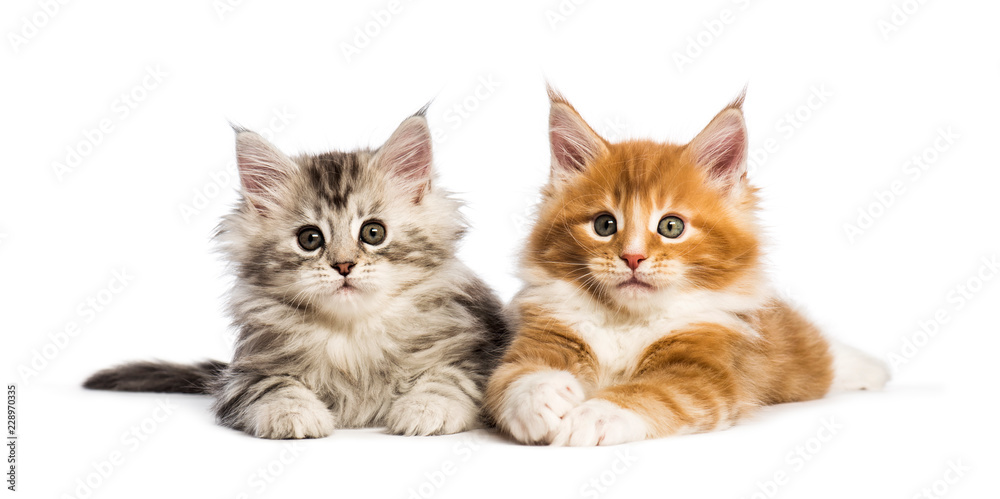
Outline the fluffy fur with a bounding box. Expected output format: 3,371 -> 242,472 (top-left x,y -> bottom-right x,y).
85,108 -> 510,438
484,88 -> 889,446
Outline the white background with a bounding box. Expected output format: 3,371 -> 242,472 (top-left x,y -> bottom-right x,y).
3,0 -> 998,497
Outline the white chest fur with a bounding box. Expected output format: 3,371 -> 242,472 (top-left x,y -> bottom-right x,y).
574,318 -> 671,384
324,330 -> 392,375
294,318 -> 399,386
521,279 -> 767,386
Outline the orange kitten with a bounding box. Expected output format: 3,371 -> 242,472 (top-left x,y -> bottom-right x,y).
484,88 -> 889,446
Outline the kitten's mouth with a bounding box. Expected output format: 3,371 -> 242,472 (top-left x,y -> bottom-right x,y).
617,276 -> 655,290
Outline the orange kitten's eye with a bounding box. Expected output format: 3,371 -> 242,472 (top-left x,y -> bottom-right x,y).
593,214 -> 617,237
658,216 -> 685,239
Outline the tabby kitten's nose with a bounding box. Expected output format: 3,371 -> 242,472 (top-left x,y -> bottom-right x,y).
333,262 -> 356,276
620,254 -> 646,271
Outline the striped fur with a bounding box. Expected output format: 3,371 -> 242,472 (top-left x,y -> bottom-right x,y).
84,360 -> 226,394
85,109 -> 510,439
484,88 -> 888,446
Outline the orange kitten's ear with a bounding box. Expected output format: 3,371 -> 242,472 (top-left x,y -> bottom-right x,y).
687,91 -> 749,194
547,87 -> 608,182
233,125 -> 299,214
373,108 -> 433,204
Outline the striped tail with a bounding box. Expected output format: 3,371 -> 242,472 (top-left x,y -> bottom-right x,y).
83,360 -> 227,394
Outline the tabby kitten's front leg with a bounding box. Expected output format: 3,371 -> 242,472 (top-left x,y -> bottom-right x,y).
213,369 -> 336,439
385,365 -> 481,436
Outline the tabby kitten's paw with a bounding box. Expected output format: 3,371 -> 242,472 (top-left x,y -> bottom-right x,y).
387,392 -> 475,436
550,399 -> 648,447
502,370 -> 585,444
248,393 -> 336,439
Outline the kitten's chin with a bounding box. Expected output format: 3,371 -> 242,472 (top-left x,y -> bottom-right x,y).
606,276 -> 663,308
617,276 -> 656,292
316,281 -> 380,317
614,285 -> 658,302
333,282 -> 362,296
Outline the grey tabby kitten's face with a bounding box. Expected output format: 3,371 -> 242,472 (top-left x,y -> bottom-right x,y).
218,114 -> 463,320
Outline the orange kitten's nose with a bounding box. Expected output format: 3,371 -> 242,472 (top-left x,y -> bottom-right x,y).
333,262 -> 356,276
620,254 -> 646,271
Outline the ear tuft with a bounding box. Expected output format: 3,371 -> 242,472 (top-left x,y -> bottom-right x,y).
374,113 -> 433,203
547,88 -> 607,181
687,95 -> 749,193
413,100 -> 432,118
234,129 -> 298,213
229,121 -> 250,134
728,85 -> 747,110
546,83 -> 568,106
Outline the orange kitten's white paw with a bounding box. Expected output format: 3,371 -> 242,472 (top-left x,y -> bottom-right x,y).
248,389 -> 337,439
828,340 -> 890,392
501,370 -> 585,444
550,399 -> 648,447
386,392 -> 476,436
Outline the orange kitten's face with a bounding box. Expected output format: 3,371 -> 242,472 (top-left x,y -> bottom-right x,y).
527,92 -> 761,311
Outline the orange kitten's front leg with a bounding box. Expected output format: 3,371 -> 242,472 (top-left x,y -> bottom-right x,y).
484,316 -> 598,445
552,327 -> 760,446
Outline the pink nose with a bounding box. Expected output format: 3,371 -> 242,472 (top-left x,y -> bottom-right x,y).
620,254 -> 646,271
333,262 -> 356,276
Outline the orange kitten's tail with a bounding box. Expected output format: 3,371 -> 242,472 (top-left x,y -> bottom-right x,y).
83,360 -> 226,394
827,341 -> 890,392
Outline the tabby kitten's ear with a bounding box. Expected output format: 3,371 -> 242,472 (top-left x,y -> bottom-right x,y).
687,90 -> 749,194
232,126 -> 299,213
547,86 -> 608,183
373,108 -> 433,204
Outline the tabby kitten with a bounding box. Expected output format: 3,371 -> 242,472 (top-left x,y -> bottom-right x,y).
86,109 -> 510,439
484,89 -> 889,446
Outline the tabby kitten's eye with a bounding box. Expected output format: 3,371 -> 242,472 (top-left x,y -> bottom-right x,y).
658,216 -> 685,239
360,221 -> 386,246
593,214 -> 617,237
297,226 -> 324,251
